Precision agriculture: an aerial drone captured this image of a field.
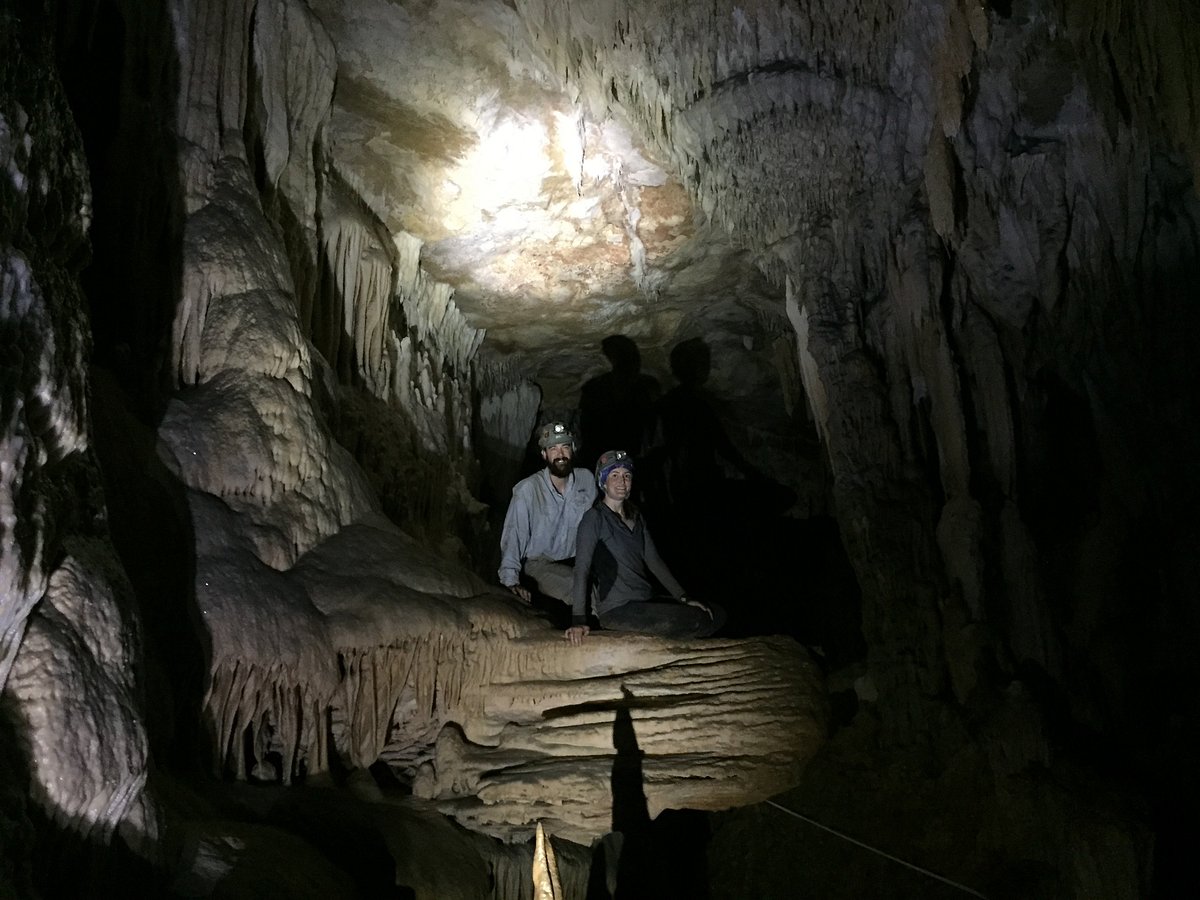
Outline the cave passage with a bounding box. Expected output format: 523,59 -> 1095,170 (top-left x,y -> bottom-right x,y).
3,1 -> 1199,898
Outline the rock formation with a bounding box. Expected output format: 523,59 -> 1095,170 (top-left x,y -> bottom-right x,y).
2,0 -> 1198,897
1,7 -> 156,872
196,512 -> 824,844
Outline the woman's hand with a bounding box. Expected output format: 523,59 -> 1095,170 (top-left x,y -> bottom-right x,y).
681,597 -> 713,619
564,625 -> 590,645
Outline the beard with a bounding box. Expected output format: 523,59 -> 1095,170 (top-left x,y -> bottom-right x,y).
547,456 -> 572,477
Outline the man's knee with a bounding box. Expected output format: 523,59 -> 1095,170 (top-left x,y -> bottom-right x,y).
532,575 -> 570,603
525,559 -> 574,602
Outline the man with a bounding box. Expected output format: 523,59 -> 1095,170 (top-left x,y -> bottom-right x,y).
498,422 -> 597,602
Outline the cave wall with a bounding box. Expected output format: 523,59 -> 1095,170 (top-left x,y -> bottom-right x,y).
57,0 -> 541,566
0,0 -> 529,882
72,0 -> 544,792
1,2 -> 156,886
512,0 -> 1200,742
6,0 -> 826,890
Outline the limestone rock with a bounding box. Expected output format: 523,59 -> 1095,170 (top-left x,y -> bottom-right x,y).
411,632 -> 825,844
1,8 -> 154,857
6,543 -> 155,846
197,513 -> 825,841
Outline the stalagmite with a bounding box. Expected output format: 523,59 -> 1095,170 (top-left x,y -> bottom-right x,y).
532,822 -> 563,900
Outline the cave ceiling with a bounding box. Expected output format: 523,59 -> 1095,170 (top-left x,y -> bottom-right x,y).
311,0 -> 789,403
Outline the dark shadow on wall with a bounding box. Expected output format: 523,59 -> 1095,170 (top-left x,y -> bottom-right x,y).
1018,365 -> 1200,900
645,337 -> 766,504
0,1 -> 205,894
641,338 -> 865,667
643,336 -> 793,561
579,335 -> 662,472
0,703 -> 36,899
89,369 -> 207,774
55,0 -> 185,419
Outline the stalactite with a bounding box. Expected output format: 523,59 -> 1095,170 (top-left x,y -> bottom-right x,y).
480,383 -> 541,459
207,659 -> 332,784
319,209 -> 394,395
173,0 -> 257,211
248,0 -> 336,326
355,229 -> 491,459
785,278 -> 831,454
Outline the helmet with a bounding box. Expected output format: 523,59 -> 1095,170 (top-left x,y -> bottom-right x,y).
538,422 -> 576,451
595,449 -> 633,489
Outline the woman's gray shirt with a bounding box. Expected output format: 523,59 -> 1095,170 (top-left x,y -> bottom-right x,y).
571,504 -> 685,625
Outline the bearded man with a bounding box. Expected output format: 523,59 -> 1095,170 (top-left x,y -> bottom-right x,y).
498,422 -> 597,602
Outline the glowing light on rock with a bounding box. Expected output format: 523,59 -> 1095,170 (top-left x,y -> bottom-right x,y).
553,110 -> 585,193
441,116 -> 553,232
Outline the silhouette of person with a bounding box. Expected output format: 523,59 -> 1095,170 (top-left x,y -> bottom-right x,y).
610,688 -> 654,899
586,687 -> 712,900
650,337 -> 764,514
579,336 -> 661,471
643,339 -> 797,622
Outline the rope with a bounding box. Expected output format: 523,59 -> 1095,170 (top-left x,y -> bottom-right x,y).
764,800 -> 989,899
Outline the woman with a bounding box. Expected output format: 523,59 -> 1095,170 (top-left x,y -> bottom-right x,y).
565,449 -> 724,644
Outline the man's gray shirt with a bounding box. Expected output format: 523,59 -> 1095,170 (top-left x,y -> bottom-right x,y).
498,468 -> 597,586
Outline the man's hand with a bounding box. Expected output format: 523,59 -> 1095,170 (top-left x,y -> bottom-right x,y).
507,584 -> 532,603
681,597 -> 713,619
563,625 -> 589,645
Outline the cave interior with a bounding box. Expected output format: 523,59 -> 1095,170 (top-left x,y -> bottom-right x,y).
2,0 -> 1199,898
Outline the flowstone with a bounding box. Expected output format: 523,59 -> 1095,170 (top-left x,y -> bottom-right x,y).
197,513 -> 827,843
